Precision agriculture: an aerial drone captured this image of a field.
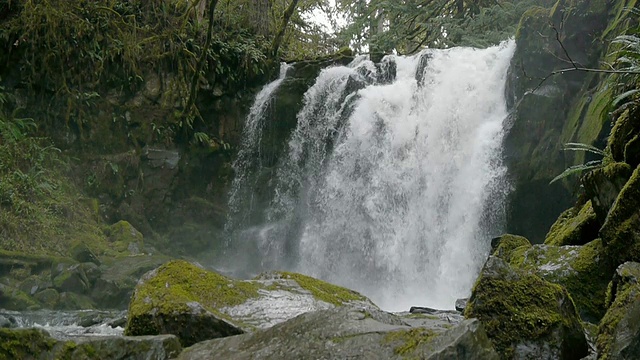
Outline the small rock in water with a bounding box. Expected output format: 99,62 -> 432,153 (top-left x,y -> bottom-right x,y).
409,306 -> 439,314
455,298 -> 468,312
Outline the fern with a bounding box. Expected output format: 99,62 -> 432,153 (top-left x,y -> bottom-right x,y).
550,143 -> 608,184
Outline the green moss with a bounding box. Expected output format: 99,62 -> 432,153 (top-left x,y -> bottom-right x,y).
273,271 -> 368,307
596,264 -> 640,359
383,328 -> 438,356
492,234 -> 532,263
544,201 -> 598,246
0,328 -> 56,360
0,284 -> 41,311
601,165 -> 640,251
125,260 -> 260,335
511,241 -> 611,321
465,257 -> 584,358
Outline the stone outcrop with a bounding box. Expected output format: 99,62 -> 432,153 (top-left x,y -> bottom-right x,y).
465,256 -> 589,359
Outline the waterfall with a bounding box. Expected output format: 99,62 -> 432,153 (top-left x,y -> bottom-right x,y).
225,41 -> 516,311
227,63 -> 291,230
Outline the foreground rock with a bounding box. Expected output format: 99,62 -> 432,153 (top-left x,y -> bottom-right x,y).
465,256 -> 588,359
596,262 -> 640,359
0,328 -> 181,360
125,260 -> 376,346
510,240 -> 611,322
178,307 -> 499,360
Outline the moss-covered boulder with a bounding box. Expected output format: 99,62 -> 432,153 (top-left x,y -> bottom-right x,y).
0,283 -> 40,311
52,262 -> 101,295
491,234 -> 532,263
509,240 -> 611,322
583,163 -> 632,224
597,262 -> 640,359
600,164 -> 640,265
177,307 -> 499,360
125,260 -> 375,347
0,327 -> 181,360
105,220 -> 145,256
465,256 -> 588,359
544,200 -> 599,246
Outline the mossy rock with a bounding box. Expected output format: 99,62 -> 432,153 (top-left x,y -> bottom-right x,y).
177,307 -> 498,360
544,201 -> 599,246
0,327 -> 181,360
0,283 -> 40,311
465,256 -> 588,359
597,262 -> 640,359
125,261 -> 378,346
258,271 -> 370,307
52,262 -> 101,295
33,288 -> 60,309
0,328 -> 56,360
124,260 -> 255,346
56,292 -> 96,310
583,162 -> 632,224
601,164 -> 640,240
105,220 -> 144,255
510,240 -> 611,322
491,234 -> 532,263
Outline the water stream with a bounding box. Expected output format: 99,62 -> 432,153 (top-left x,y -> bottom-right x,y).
225,41 -> 516,311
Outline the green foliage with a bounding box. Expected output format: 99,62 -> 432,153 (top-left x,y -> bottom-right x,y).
335,0 -> 534,54
0,0 -> 271,136
550,142 -> 609,184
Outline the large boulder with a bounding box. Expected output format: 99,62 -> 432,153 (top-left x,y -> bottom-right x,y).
596,262 -> 640,359
465,256 -> 588,359
124,260 -> 375,346
177,307 -> 499,360
509,240 -> 611,322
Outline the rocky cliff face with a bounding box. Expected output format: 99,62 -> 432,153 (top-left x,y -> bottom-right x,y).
503,0 -> 634,242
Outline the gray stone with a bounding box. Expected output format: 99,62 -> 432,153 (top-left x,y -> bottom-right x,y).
177,307 -> 498,360
455,298 -> 468,312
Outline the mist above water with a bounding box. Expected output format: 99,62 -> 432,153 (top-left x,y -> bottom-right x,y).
224,41 -> 516,311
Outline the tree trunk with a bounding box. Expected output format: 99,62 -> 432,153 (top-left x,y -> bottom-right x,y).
270,0 -> 300,58
184,0 -> 219,124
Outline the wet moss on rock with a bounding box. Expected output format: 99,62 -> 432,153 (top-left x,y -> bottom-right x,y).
511,240 -> 612,322
383,328 -> 438,356
544,201 -> 599,246
596,262 -> 640,359
0,328 -> 56,360
125,260 -> 255,344
491,234 -> 532,263
271,271 -> 368,307
465,256 -> 588,359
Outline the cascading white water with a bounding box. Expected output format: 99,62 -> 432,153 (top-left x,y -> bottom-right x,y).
226,41 -> 516,311
227,63 -> 291,229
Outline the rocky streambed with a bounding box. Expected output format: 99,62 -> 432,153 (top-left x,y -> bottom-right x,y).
4,229 -> 640,359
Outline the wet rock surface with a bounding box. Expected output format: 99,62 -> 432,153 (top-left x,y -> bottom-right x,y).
177,307 -> 498,360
